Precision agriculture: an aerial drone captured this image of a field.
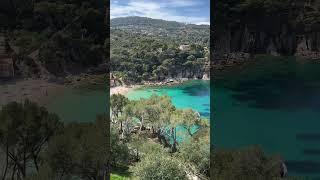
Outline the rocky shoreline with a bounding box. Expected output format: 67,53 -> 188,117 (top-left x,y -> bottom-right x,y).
211,51 -> 320,73
110,77 -> 210,95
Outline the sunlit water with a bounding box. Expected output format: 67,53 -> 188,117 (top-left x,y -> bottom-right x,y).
45,80 -> 209,142
127,80 -> 210,118
213,56 -> 320,178
127,80 -> 210,141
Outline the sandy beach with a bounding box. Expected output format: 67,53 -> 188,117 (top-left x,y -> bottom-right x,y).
110,85 -> 137,95
0,79 -> 65,107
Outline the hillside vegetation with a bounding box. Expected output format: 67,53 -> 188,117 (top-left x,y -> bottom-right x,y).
110,16 -> 210,84
0,0 -> 107,77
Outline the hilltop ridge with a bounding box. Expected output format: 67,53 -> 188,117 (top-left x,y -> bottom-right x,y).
111,16 -> 209,45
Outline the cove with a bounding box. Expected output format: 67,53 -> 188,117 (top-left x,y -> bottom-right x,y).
213,55 -> 320,178
127,80 -> 210,119
127,80 -> 210,141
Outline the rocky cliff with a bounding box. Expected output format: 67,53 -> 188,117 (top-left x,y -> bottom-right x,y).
213,0 -> 320,63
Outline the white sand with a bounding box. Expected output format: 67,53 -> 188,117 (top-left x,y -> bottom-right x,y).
110,86 -> 136,96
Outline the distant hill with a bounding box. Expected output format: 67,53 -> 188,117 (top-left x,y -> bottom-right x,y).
111,16 -> 209,45
110,16 -> 210,83
111,16 -> 185,27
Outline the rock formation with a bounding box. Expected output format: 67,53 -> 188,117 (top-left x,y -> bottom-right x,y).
213,0 -> 320,63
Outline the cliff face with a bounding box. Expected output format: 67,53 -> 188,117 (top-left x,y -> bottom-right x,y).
174,66 -> 209,80
215,25 -> 297,55
213,0 -> 320,62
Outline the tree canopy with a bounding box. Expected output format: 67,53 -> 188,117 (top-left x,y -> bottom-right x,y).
1,0 -> 107,77
110,94 -> 210,179
110,17 -> 209,83
0,100 -> 110,180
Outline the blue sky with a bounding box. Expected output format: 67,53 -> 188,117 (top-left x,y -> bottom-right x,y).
110,0 -> 210,25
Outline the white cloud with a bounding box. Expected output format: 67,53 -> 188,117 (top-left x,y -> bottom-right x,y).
162,0 -> 201,7
110,0 -> 209,25
196,22 -> 210,25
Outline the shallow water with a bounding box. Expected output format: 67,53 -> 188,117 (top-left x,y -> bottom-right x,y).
45,80 -> 210,128
127,80 -> 210,118
127,80 -> 210,141
46,88 -> 107,122
213,56 -> 320,178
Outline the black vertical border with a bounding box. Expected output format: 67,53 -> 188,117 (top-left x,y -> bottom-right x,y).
210,0 -> 214,178
209,0 -> 214,147
105,0 -> 111,179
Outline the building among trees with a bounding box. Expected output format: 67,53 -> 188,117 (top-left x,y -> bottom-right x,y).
179,44 -> 190,51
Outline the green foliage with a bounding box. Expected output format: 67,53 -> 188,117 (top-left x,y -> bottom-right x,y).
130,151 -> 186,180
110,17 -> 209,83
178,134 -> 210,176
4,0 -> 107,77
111,95 -> 210,179
11,30 -> 47,54
25,164 -> 53,180
39,30 -> 104,76
0,100 -> 110,179
110,173 -> 130,180
111,16 -> 209,44
111,94 -> 129,121
211,146 -> 284,179
0,100 -> 63,179
45,117 -> 108,179
110,127 -> 130,167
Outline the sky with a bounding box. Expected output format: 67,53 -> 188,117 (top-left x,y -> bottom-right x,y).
110,0 -> 210,25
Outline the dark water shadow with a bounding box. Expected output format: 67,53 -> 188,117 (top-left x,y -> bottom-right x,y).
296,133 -> 320,141
199,112 -> 210,117
286,160 -> 320,174
214,58 -> 320,111
181,81 -> 209,97
229,74 -> 320,110
303,149 -> 320,156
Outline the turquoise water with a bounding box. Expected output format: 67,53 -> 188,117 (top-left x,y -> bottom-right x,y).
127,80 -> 210,119
127,80 -> 210,141
46,88 -> 107,122
213,56 -> 320,178
45,80 -> 209,125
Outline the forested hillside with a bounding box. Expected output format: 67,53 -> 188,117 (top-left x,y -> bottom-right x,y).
111,16 -> 209,44
110,16 -> 210,84
0,0 -> 107,78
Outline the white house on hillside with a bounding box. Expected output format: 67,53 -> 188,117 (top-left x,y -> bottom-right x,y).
179,44 -> 190,51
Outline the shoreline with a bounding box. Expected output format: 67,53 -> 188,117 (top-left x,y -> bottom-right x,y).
0,76 -> 209,107
110,85 -> 139,96
0,79 -> 66,107
110,78 -> 210,96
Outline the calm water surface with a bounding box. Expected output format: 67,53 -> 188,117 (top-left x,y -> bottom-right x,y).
45,80 -> 209,131
46,88 -> 107,122
127,80 -> 210,118
127,80 -> 210,141
213,56 -> 320,178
